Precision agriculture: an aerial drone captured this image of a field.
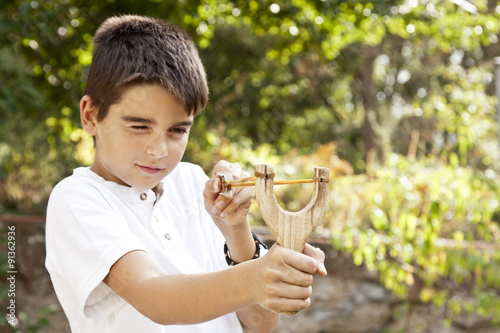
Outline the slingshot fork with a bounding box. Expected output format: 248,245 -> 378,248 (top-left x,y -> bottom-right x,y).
254,164 -> 330,315
255,164 -> 329,252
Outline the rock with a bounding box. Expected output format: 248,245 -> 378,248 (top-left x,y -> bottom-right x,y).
273,263 -> 392,333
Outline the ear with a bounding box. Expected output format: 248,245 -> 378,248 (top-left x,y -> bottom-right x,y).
80,95 -> 99,136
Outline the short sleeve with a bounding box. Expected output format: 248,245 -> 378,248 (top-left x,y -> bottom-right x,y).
45,181 -> 146,318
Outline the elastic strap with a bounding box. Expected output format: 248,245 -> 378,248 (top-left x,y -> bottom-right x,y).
312,176 -> 330,183
255,171 -> 275,179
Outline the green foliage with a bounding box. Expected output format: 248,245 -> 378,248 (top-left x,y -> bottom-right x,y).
3,0 -> 500,208
0,304 -> 58,333
327,154 -> 500,322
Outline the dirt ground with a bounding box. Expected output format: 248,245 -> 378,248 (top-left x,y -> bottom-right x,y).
0,222 -> 70,333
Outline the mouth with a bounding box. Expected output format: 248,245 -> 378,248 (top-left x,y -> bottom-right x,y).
137,164 -> 164,175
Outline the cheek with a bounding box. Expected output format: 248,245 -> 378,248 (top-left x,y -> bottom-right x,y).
166,141 -> 187,162
175,139 -> 189,155
119,133 -> 145,149
102,135 -> 145,161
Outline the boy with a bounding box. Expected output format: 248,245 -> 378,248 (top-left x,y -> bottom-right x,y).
45,15 -> 327,333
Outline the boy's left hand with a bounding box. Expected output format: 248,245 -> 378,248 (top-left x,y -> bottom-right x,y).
203,160 -> 255,230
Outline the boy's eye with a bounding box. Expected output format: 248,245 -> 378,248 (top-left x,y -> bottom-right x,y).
131,125 -> 148,130
172,128 -> 188,134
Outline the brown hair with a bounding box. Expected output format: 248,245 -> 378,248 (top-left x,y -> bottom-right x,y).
84,15 -> 208,120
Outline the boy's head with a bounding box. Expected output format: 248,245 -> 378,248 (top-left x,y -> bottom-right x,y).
84,15 -> 208,121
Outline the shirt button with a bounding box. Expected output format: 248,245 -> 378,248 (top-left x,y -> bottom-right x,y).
154,216 -> 159,223
140,193 -> 147,200
164,233 -> 171,240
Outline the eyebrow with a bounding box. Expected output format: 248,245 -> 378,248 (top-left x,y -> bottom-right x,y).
122,116 -> 154,124
121,116 -> 194,127
173,120 -> 194,127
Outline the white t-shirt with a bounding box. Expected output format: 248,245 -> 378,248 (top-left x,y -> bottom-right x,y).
45,162 -> 244,333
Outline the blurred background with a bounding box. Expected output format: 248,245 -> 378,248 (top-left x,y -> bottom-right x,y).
2,0 -> 500,332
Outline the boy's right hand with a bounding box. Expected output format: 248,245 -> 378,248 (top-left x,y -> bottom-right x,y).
246,243 -> 327,313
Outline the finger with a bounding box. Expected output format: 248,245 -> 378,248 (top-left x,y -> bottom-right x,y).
203,178 -> 222,213
303,244 -> 327,276
281,247 -> 319,275
211,166 -> 251,213
280,297 -> 311,313
280,267 -> 314,287
211,161 -> 236,200
214,161 -> 246,183
204,177 -> 222,195
203,178 -> 231,219
263,295 -> 312,314
266,283 -> 312,303
229,163 -> 248,181
206,179 -> 243,216
229,162 -> 242,174
265,245 -> 316,286
218,187 -> 255,217
211,160 -> 232,178
204,161 -> 233,204
281,285 -> 312,301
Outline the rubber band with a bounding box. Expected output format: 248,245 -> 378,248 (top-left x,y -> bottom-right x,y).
312,176 -> 330,183
255,171 -> 275,179
218,173 -> 329,193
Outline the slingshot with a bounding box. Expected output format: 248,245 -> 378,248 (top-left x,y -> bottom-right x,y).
219,164 -> 330,250
219,164 -> 330,315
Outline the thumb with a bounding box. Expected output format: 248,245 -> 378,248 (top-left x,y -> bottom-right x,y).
303,244 -> 327,276
203,177 -> 222,204
207,177 -> 222,193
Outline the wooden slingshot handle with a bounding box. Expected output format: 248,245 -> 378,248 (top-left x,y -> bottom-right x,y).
255,164 -> 330,315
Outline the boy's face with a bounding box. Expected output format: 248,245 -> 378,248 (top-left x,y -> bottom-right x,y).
82,84 -> 194,190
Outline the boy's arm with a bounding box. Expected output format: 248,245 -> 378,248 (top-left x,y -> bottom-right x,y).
202,161 -> 327,331
103,243 -> 322,329
104,250 -> 253,325
201,161 -> 280,330
203,161 -> 257,264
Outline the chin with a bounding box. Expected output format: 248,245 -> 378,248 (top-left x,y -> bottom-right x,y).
139,182 -> 161,191
125,178 -> 159,191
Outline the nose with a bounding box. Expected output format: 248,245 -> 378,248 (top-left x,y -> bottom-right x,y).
146,134 -> 168,158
